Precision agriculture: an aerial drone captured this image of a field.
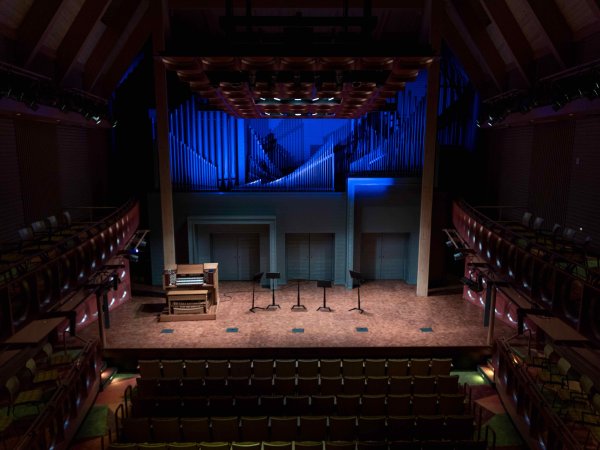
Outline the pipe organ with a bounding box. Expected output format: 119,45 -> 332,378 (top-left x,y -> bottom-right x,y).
162,94 -> 427,192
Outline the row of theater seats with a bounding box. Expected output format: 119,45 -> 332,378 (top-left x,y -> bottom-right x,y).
137,359 -> 453,380
117,414 -> 478,445
13,211 -> 84,253
131,393 -> 467,418
107,439 -> 488,450
134,375 -> 462,399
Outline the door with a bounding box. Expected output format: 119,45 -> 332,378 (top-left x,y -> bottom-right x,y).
211,233 -> 260,280
360,233 -> 408,280
286,233 -> 334,280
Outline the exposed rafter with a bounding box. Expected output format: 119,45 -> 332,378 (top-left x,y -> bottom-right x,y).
481,0 -> 532,87
526,0 -> 573,68
440,7 -> 488,93
56,0 -> 112,85
100,8 -> 153,97
450,0 -> 506,90
83,0 -> 145,92
17,0 -> 63,68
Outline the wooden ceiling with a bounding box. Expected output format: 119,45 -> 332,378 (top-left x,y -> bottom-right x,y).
0,0 -> 599,119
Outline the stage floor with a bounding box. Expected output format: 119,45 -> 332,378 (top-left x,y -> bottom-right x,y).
86,280 -> 515,362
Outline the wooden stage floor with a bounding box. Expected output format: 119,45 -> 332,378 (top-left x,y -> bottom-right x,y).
87,280 -> 516,365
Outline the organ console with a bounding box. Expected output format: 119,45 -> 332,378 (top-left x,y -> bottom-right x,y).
160,263 -> 219,321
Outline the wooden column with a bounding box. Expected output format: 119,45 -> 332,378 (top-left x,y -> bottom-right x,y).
151,0 -> 176,268
416,0 -> 442,297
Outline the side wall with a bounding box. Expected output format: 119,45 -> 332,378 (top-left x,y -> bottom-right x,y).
0,116 -> 109,241
483,116 -> 600,249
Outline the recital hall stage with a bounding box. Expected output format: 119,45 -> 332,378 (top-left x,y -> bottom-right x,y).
91,280 -> 515,368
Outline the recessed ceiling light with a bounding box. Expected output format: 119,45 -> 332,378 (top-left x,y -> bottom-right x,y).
274,97 -> 281,101
294,113 -> 301,116
328,97 -> 334,101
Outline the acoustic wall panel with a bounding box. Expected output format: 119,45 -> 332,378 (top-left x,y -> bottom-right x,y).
14,119 -> 60,222
57,125 -> 92,209
568,117 -> 600,247
488,127 -> 533,220
0,118 -> 24,241
529,121 -> 575,227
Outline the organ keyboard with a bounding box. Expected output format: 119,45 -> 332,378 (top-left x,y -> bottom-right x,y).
162,263 -> 219,321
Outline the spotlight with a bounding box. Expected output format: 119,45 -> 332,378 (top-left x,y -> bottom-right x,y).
445,240 -> 454,248
138,240 -> 147,247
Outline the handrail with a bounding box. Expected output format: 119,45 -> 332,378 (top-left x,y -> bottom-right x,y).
0,198 -> 137,284
12,338 -> 101,450
454,199 -> 600,346
114,403 -> 126,442
496,340 -> 583,450
457,199 -> 592,281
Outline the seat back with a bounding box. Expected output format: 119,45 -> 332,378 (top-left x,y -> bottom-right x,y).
139,360 -> 161,378
387,359 -> 409,376
297,359 -> 319,377
185,360 -> 207,378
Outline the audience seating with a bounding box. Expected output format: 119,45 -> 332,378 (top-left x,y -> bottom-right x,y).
115,415 -> 482,447
136,359 -> 453,382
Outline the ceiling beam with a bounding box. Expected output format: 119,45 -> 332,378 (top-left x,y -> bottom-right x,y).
56,0 -> 111,85
450,0 -> 506,90
83,0 -> 144,92
17,0 -> 63,68
444,0 -> 500,92
481,0 -> 532,87
99,9 -> 153,97
440,7 -> 487,92
525,0 -> 572,68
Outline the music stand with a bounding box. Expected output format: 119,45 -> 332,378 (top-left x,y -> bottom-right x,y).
349,270 -> 365,313
317,280 -> 333,312
289,278 -> 307,310
265,272 -> 281,309
249,272 -> 264,313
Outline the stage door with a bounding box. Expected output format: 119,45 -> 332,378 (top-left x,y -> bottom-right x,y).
211,233 -> 260,280
360,233 -> 409,280
286,233 -> 334,281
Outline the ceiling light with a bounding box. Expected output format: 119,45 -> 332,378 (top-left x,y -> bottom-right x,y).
294,113 -> 301,116
328,97 -> 334,101
312,98 -> 320,102
274,97 -> 281,101
294,98 -> 301,101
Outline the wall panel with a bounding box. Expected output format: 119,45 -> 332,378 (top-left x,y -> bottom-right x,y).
57,125 -> 92,208
568,117 -> 600,246
529,121 -> 575,227
0,118 -> 24,241
490,126 -> 533,219
14,119 -> 60,222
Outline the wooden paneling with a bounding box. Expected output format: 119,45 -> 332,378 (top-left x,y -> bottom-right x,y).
568,117 -> 600,246
86,127 -> 109,204
487,126 -> 533,215
13,119 -> 60,223
56,125 -> 92,208
529,121 -> 575,227
0,118 -> 25,241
